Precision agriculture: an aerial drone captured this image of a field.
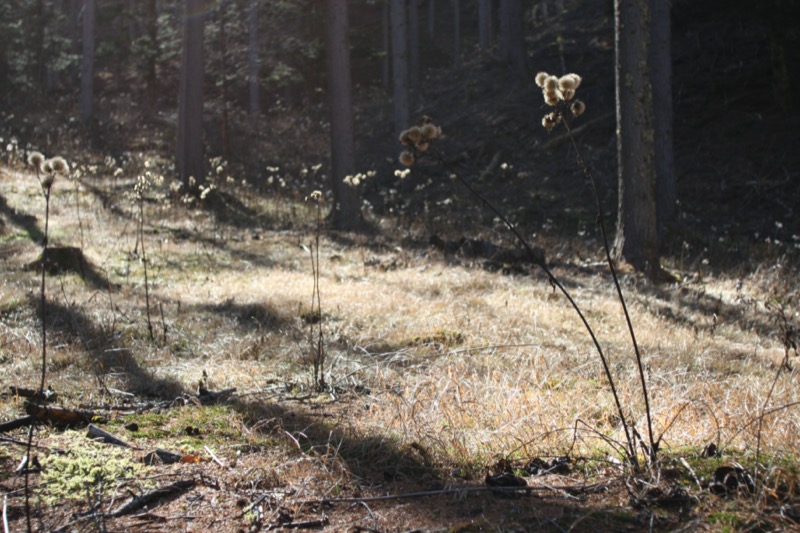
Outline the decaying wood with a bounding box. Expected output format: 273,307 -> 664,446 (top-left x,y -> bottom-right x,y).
86,423 -> 136,448
8,386 -> 57,403
143,449 -> 183,465
111,479 -> 196,517
24,402 -> 105,426
0,416 -> 33,433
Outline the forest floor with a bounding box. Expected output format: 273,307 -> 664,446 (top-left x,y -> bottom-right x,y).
2,1 -> 800,531
1,161 -> 799,531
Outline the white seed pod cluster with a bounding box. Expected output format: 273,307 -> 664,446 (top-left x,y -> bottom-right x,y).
535,71 -> 587,129
398,117 -> 443,167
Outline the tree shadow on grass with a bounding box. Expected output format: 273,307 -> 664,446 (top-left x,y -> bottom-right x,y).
36,296 -> 185,399
0,192 -> 45,244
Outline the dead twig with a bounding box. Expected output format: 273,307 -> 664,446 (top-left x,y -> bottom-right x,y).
111,479 -> 196,517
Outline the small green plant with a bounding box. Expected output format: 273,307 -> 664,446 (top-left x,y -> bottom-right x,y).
39,441 -> 145,506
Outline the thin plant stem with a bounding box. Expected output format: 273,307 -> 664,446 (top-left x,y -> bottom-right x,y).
139,199 -> 154,341
25,182 -> 51,533
309,199 -> 326,391
560,118 -> 656,461
433,151 -> 638,468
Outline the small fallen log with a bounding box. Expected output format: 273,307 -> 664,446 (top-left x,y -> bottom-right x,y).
0,416 -> 34,433
9,386 -> 58,403
86,424 -> 135,448
25,402 -> 105,426
111,479 -> 196,517
142,449 -> 183,465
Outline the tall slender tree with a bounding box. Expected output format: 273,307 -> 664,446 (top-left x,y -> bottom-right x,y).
478,0 -> 492,51
325,0 -> 359,229
391,0 -> 410,135
612,0 -> 660,277
176,0 -> 205,190
650,0 -> 675,238
248,0 -> 261,128
80,0 -> 95,123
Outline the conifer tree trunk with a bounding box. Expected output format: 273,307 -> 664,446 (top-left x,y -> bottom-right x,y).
452,0 -> 461,67
144,0 -> 158,106
391,0 -> 410,134
248,0 -> 261,128
651,0 -> 675,238
325,0 -> 360,230
613,0 -> 660,277
409,0 -> 420,91
176,0 -> 205,190
80,0 -> 95,123
478,0 -> 492,51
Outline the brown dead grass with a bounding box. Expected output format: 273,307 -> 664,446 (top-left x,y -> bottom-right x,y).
1,164 -> 799,531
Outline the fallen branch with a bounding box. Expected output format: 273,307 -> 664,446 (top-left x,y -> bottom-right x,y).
86,424 -> 136,448
8,386 -> 57,403
111,479 -> 196,517
25,402 -> 105,426
0,416 -> 34,433
204,445 -> 226,468
296,481 -> 612,505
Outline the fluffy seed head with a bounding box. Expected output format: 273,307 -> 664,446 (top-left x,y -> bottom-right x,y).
41,159 -> 54,174
50,156 -> 69,175
571,100 -> 586,117
407,126 -> 422,144
558,75 -> 577,92
28,151 -> 45,168
399,151 -> 415,166
544,75 -> 559,91
541,112 -> 560,131
535,71 -> 550,88
544,90 -> 560,106
420,123 -> 441,141
561,88 -> 575,101
416,142 -> 429,153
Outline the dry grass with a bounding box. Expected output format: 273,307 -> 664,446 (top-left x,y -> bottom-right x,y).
1,164 -> 799,530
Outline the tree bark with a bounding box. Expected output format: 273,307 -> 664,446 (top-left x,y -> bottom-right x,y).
613,0 -> 660,277
325,0 -> 360,230
391,0 -> 410,134
478,0 -> 492,51
79,0 -> 95,123
650,0 -> 675,239
409,0 -> 420,91
452,0 -> 461,67
144,0 -> 158,106
499,0 -> 525,75
177,0 -> 205,190
248,0 -> 261,128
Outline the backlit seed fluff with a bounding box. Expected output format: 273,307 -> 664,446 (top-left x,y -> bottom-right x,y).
407,126 -> 422,144
558,75 -> 577,92
50,156 -> 69,175
41,160 -> 54,174
41,174 -> 56,189
28,151 -> 45,168
535,71 -> 550,88
417,142 -> 430,152
571,100 -> 586,117
399,151 -> 415,166
568,73 -> 582,89
420,123 -> 441,140
561,88 -> 575,101
544,75 -> 559,91
544,90 -> 560,106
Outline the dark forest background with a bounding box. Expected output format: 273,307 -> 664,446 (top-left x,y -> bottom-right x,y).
1,0 -> 799,273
